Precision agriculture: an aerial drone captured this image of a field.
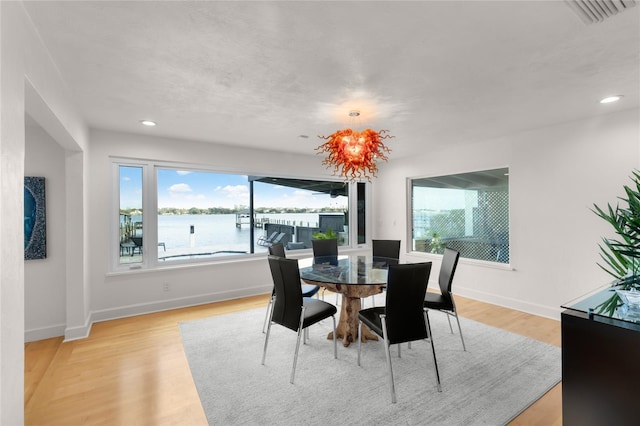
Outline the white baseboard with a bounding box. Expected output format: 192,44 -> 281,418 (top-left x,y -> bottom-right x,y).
24,323 -> 67,343
25,285 -> 272,343
89,285 -> 271,328
455,286 -> 562,321
26,283 -> 560,342
64,317 -> 93,342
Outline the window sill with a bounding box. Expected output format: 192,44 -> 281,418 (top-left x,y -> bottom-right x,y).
106,251 -> 272,277
106,246 -> 363,277
406,251 -> 515,271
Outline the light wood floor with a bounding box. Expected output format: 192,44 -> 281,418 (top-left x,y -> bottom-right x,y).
25,293 -> 562,425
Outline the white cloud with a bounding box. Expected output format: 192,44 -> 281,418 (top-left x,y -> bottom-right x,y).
176,171 -> 192,176
168,183 -> 192,193
216,185 -> 249,198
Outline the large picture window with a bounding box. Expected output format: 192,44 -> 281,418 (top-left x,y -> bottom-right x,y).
410,168 -> 509,264
115,160 -> 358,270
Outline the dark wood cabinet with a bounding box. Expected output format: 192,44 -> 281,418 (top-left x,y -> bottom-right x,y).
561,307 -> 640,426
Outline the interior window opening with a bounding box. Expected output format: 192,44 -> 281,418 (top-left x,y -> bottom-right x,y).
410,168 -> 509,264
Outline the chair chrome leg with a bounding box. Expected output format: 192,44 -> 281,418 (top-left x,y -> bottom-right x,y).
424,308 -> 431,339
292,328 -> 303,384
450,297 -> 466,351
261,314 -> 273,365
381,315 -> 397,403
424,311 -> 442,392
454,313 -> 466,351
398,343 -> 401,358
291,307 -> 306,384
262,295 -> 274,334
446,314 -> 454,333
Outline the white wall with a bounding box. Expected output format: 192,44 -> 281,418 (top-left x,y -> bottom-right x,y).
86,130 -> 339,324
1,2 -> 88,422
24,122 -> 67,341
0,4 -> 26,422
88,109 -> 639,327
374,108 -> 640,320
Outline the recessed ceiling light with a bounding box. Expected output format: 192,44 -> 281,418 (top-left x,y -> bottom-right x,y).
140,120 -> 157,126
600,95 -> 623,104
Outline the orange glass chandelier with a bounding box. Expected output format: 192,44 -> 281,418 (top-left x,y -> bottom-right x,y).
316,111 -> 393,182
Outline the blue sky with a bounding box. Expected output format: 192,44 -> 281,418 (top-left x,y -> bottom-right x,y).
119,166 -> 143,209
412,187 -> 476,211
120,166 -> 347,210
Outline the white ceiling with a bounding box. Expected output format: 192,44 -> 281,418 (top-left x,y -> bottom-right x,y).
23,1 -> 640,159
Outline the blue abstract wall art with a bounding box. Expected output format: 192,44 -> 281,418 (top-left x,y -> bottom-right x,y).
24,176 -> 46,260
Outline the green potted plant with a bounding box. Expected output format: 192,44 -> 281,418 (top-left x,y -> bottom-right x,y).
313,226 -> 338,240
430,232 -> 444,254
593,170 -> 640,314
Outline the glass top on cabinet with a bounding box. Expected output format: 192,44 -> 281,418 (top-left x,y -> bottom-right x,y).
562,285 -> 640,326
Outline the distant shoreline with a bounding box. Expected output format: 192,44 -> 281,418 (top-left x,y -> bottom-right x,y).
121,209 -> 346,215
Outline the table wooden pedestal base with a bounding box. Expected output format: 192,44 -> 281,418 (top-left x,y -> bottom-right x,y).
303,281 -> 386,347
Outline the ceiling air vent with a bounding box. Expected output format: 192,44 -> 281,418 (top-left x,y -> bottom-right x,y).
565,0 -> 638,24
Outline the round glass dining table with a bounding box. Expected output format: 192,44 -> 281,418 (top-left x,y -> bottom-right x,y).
298,253 -> 398,347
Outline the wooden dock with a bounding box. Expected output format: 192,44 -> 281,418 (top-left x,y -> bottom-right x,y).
235,212 -> 270,228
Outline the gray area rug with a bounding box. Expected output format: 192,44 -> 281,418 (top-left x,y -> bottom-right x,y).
179,305 -> 561,426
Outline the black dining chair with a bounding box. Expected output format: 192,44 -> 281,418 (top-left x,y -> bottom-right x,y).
311,238 -> 339,302
357,262 -> 441,403
311,238 -> 338,257
369,239 -> 401,307
267,241 -> 286,257
424,248 -> 466,351
263,243 -> 321,333
262,255 -> 338,384
372,239 -> 401,260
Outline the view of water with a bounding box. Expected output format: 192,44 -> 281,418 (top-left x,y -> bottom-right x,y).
125,213 -> 340,260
